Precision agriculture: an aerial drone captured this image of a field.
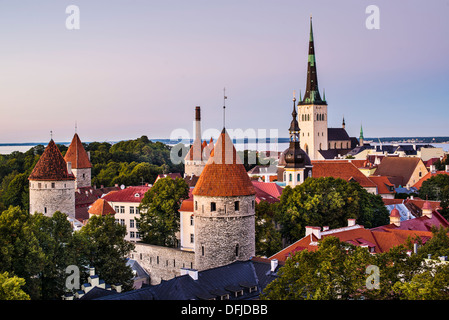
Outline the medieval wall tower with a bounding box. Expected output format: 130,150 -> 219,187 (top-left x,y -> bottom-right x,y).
28,139 -> 75,218
192,128 -> 256,271
64,133 -> 92,189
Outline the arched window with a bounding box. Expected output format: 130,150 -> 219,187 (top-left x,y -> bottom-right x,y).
319,143 -> 322,150
297,173 -> 301,182
289,174 -> 292,182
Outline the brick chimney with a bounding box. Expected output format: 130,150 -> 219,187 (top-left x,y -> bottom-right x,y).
305,226 -> 321,239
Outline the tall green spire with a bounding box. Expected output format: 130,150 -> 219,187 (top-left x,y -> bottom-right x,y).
298,16 -> 326,106
360,124 -> 364,140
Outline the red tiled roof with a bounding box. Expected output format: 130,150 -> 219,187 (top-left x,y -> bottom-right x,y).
369,175 -> 395,194
88,198 -> 116,216
28,139 -> 75,181
64,133 -> 92,169
412,171 -> 449,189
251,181 -> 283,204
374,157 -> 426,187
180,188 -> 194,212
192,129 -> 255,197
311,161 -> 376,188
102,186 -> 151,203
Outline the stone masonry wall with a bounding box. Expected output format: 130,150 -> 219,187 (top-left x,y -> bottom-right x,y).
72,168 -> 91,189
29,180 -> 75,218
131,242 -> 195,285
194,194 -> 255,271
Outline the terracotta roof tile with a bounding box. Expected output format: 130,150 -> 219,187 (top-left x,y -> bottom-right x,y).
28,139 -> 75,181
88,198 -> 116,216
192,129 -> 255,197
64,133 -> 92,169
102,186 -> 151,203
311,161 -> 376,188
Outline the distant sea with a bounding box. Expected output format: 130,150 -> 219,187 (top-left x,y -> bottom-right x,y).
1,138 -> 449,155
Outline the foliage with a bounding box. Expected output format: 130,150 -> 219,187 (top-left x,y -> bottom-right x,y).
0,206 -> 135,299
275,177 -> 389,244
418,174 -> 449,219
137,177 -> 189,247
0,272 -> 30,300
255,201 -> 282,257
72,215 -> 135,292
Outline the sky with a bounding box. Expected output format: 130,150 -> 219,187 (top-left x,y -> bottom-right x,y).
0,0 -> 448,143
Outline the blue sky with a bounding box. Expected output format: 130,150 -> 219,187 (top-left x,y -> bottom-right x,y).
0,1 -> 448,143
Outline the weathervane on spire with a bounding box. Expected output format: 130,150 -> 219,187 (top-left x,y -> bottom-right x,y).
223,87 -> 227,129
50,130 -> 53,140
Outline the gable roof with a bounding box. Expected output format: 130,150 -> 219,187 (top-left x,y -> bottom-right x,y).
251,181 -> 283,204
327,128 -> 350,141
192,129 -> 255,197
374,157 -> 426,187
311,161 -> 377,188
368,175 -> 396,194
64,133 -> 92,169
28,139 -> 75,181
102,186 -> 151,203
413,171 -> 449,189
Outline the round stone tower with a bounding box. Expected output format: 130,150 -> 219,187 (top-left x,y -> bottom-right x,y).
64,133 -> 92,189
28,139 -> 76,218
192,128 -> 256,271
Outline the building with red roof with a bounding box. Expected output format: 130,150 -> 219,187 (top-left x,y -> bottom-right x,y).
64,133 -> 92,188
269,206 -> 449,263
88,198 -> 116,217
102,186 -> 151,241
28,139 -> 76,218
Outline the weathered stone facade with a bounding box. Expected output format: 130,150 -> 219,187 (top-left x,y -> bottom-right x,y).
184,160 -> 205,177
194,194 -> 255,271
29,180 -> 75,218
131,242 -> 195,285
72,167 -> 91,189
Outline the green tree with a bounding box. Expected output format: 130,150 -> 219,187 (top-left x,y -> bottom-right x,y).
0,272 -> 30,300
71,215 -> 135,292
261,237 -> 374,300
30,211 -> 75,300
276,177 -> 389,244
137,177 -> 189,247
0,206 -> 46,299
255,201 -> 282,257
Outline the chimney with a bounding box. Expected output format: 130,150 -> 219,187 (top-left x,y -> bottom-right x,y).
347,219 -> 356,227
305,226 -> 321,239
112,284 -> 122,293
322,226 -> 329,232
270,259 -> 278,272
195,106 -> 201,142
67,161 -> 72,174
446,165 -> 449,172
180,268 -> 198,280
430,165 -> 436,173
89,267 -> 95,276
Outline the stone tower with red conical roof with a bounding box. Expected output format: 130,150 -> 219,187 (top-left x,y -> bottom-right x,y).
28,139 -> 75,217
64,133 -> 92,189
192,128 -> 256,271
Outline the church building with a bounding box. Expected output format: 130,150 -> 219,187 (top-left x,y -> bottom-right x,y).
296,17 -> 358,160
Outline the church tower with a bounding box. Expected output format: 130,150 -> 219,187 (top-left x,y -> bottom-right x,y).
64,133 -> 92,189
297,17 -> 328,160
283,95 -> 312,187
192,128 -> 256,271
28,139 -> 75,218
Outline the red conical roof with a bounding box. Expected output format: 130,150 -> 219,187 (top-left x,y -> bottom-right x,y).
88,198 -> 116,216
192,129 -> 255,197
390,205 -> 400,218
28,140 -> 75,181
64,133 -> 92,169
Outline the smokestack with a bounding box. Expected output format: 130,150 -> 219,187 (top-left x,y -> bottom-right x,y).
195,106 -> 201,142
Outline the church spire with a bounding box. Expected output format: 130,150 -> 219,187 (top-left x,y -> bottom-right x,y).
298,16 -> 326,106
